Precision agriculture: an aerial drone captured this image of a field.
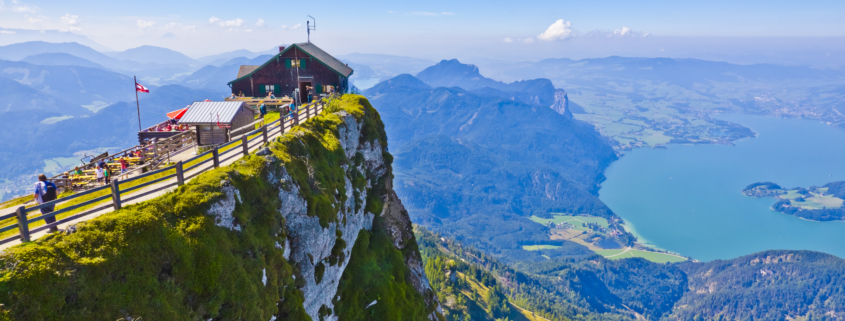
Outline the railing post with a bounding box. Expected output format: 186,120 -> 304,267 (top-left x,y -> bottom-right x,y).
212,146 -> 220,168
111,179 -> 121,211
16,206 -> 30,243
242,135 -> 249,156
262,126 -> 268,144
175,161 -> 185,186
294,107 -> 300,126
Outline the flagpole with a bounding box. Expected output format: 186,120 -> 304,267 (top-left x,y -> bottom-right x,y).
134,76 -> 141,132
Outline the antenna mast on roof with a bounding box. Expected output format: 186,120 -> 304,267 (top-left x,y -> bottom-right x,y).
307,15 -> 316,42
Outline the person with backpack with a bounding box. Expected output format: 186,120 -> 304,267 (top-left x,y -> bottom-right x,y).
288,103 -> 297,126
33,174 -> 59,233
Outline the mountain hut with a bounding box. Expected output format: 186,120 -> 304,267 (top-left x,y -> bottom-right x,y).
178,101 -> 256,146
227,42 -> 353,106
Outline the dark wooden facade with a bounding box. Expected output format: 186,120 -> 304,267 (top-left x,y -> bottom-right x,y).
229,44 -> 351,104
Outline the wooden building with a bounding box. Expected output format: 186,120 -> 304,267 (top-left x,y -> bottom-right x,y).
178,101 -> 256,146
228,42 -> 354,104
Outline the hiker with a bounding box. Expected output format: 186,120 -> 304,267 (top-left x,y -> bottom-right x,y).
238,91 -> 245,97
119,157 -> 129,179
98,159 -> 107,170
96,165 -> 105,185
259,103 -> 267,118
33,174 -> 59,232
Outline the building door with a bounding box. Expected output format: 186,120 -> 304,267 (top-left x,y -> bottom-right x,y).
299,81 -> 312,104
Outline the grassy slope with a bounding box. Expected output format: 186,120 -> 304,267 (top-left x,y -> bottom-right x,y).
0,95 -> 434,321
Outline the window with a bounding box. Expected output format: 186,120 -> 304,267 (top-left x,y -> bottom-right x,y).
264,85 -> 275,93
285,59 -> 306,69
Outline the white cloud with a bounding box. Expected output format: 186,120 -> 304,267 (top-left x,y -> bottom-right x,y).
61,13 -> 79,25
537,19 -> 573,41
220,18 -> 243,27
137,19 -> 156,29
503,37 -> 513,43
183,25 -> 196,31
208,16 -> 244,28
613,26 -> 631,36
60,13 -> 81,31
27,16 -> 42,23
523,38 -> 535,43
604,26 -> 649,38
255,18 -> 265,27
0,30 -> 15,34
244,29 -> 253,32
290,23 -> 301,29
11,4 -> 37,12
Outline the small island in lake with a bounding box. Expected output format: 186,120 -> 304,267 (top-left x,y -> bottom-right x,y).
742,181 -> 845,221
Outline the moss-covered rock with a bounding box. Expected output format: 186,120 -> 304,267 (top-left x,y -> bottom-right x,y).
0,94 -> 442,321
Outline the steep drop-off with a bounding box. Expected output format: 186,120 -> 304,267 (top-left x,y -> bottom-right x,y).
0,95 -> 442,321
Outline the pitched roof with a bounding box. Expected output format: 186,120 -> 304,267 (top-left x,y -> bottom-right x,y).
296,42 -> 353,77
179,101 -> 248,125
228,42 -> 353,85
237,65 -> 259,78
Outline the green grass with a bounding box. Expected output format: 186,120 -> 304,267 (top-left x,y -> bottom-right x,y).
529,214 -> 609,232
599,248 -> 687,263
522,245 -> 561,251
594,248 -> 628,257
791,195 -> 844,209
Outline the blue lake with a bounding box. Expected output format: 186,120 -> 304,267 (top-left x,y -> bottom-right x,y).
599,114 -> 845,261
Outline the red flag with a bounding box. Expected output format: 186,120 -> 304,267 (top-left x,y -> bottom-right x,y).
135,82 -> 149,93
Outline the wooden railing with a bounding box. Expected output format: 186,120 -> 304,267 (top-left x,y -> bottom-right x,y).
0,99 -> 328,246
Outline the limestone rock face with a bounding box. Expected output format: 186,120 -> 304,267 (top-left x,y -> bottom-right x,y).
265,111 -> 439,320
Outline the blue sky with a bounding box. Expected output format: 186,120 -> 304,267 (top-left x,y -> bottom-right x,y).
1,0 -> 845,64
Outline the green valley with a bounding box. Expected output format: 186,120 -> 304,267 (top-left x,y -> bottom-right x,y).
527,214 -> 687,263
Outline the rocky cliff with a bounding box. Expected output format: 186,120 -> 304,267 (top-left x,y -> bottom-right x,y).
0,95 -> 442,321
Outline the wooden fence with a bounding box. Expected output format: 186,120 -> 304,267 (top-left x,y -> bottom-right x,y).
0,99 -> 328,246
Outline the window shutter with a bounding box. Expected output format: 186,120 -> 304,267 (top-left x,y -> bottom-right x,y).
285,59 -> 291,68
274,85 -> 281,95
316,84 -> 321,94
259,85 -> 266,95
300,59 -> 306,69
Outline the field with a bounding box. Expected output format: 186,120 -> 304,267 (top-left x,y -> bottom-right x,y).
595,248 -> 687,263
527,214 -> 688,263
529,214 -> 609,231
522,245 -> 561,251
779,189 -> 844,209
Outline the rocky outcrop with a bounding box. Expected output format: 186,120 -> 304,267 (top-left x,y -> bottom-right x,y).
259,103 -> 441,320
550,89 -> 573,119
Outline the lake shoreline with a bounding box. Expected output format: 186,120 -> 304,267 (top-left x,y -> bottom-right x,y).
597,113 -> 845,261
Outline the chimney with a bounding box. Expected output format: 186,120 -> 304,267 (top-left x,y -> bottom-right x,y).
279,46 -> 285,52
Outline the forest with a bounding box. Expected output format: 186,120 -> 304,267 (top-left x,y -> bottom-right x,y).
416,226 -> 845,321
